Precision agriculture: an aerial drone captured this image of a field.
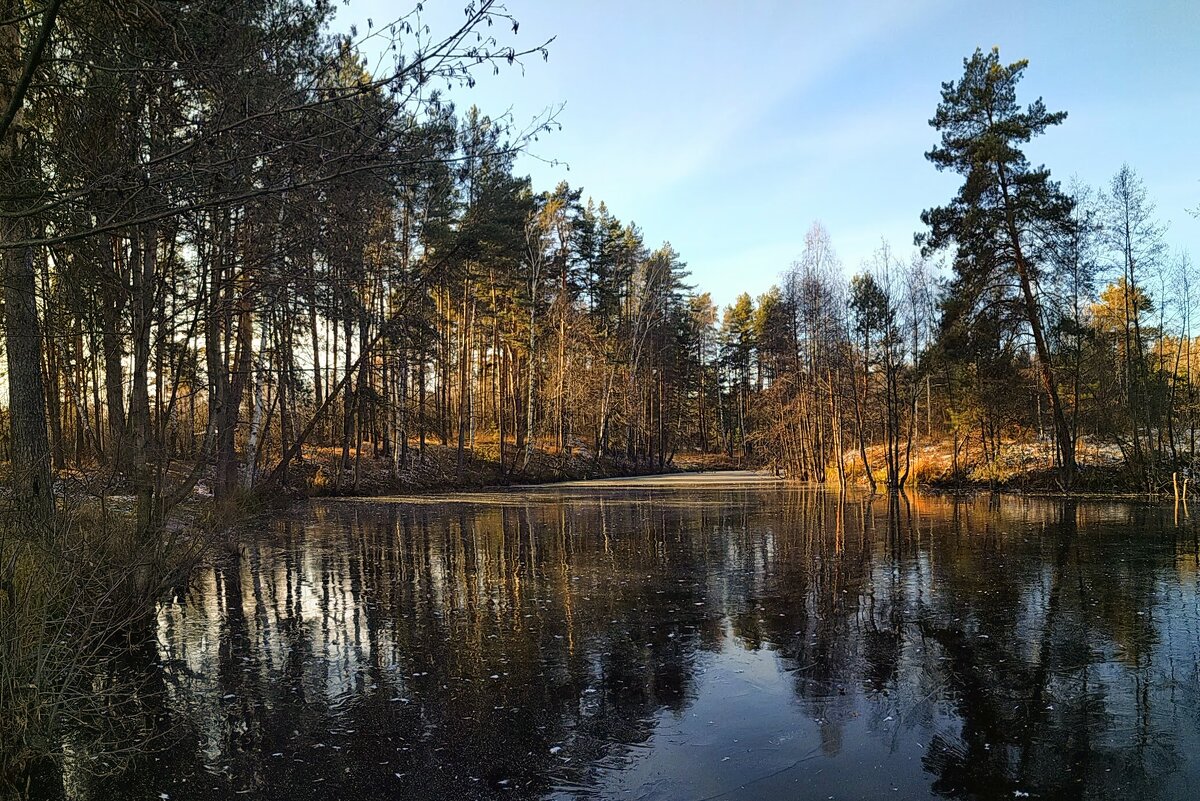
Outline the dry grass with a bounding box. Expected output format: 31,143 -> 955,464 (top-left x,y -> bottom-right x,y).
673,451 -> 751,472
908,453 -> 943,485
0,490 -> 216,794
826,435 -> 1136,492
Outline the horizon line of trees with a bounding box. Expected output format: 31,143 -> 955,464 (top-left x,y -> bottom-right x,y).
732,49 -> 1198,493
2,17 -> 1199,529
0,0 -> 733,548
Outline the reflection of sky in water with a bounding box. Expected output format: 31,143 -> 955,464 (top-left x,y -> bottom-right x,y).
62,488 -> 1200,800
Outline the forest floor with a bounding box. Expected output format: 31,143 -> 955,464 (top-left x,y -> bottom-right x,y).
286,434 -> 1148,498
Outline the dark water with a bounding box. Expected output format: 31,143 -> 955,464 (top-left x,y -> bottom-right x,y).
64,474 -> 1200,800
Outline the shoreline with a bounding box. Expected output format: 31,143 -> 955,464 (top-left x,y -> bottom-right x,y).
36,445 -> 1183,509
296,464 -> 1178,505
276,445 -> 750,499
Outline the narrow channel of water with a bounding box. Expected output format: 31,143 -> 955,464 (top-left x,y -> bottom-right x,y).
57,475 -> 1200,799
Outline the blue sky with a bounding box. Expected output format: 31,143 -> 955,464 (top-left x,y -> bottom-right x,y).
346,0 -> 1199,309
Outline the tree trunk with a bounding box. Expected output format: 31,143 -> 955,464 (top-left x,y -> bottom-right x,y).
3,234 -> 53,523
997,165 -> 1077,485
1,19 -> 53,520
525,283 -> 537,469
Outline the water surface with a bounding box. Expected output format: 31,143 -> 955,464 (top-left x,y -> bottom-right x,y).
74,474 -> 1200,799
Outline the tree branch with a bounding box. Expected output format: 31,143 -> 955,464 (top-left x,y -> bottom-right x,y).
0,0 -> 66,145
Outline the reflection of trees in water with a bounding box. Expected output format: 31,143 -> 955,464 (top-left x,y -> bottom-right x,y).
914,500 -> 1192,799
731,493 -> 1196,799
62,491 -> 1200,800
85,497 -> 735,800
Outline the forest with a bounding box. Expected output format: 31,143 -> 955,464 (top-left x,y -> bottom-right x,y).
0,0 -> 1197,791
0,0 -> 712,530
1,0 -> 1196,532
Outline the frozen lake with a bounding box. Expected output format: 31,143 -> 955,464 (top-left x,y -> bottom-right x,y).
55,474 -> 1200,800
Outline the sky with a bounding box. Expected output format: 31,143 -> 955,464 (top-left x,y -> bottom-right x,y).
344,0 -> 1200,309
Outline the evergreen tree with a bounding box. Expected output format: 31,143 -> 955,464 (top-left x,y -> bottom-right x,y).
919,47 -> 1078,483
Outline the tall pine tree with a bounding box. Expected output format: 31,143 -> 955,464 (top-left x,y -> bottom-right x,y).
919,47 -> 1078,483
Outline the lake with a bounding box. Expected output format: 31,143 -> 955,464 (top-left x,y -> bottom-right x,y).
61,473 -> 1200,800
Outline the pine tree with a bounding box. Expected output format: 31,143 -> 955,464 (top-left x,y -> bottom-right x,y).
919,47 -> 1078,483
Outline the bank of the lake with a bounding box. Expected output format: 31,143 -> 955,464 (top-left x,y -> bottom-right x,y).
275,443 -> 748,497
24,436 -> 1177,505
271,437 -> 1178,501
819,437 -> 1185,499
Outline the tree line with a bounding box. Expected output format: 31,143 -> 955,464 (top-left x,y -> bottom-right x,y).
0,0 -> 731,549
717,48 -> 1197,493
2,8 -> 1198,545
